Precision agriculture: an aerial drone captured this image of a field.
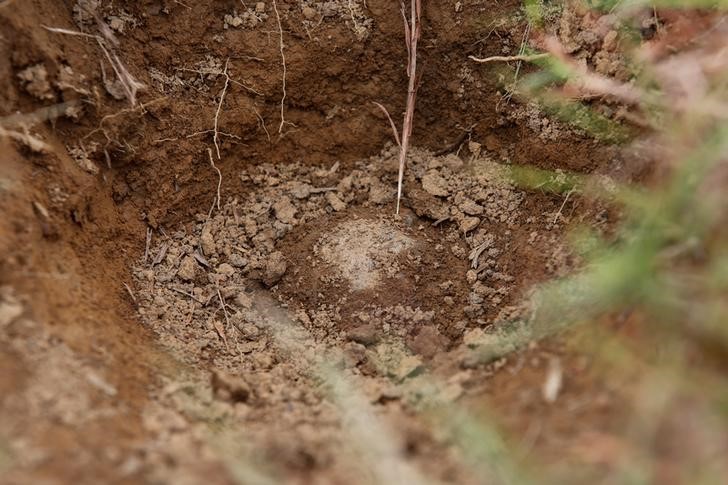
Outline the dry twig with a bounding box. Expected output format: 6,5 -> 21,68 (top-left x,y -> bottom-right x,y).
169,287 -> 206,304
143,227 -> 152,264
215,287 -> 232,350
552,188 -> 575,225
123,283 -> 137,303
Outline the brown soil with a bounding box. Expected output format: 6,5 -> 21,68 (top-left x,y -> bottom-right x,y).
0,1 -> 693,484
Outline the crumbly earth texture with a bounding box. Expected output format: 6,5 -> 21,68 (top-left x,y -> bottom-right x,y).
130,146 -> 594,482
3,0 -> 720,483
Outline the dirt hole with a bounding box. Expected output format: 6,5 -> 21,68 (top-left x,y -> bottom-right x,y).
0,1 -> 626,482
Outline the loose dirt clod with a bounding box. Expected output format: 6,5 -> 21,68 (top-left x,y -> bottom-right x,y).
316,218 -> 414,291
17,64 -> 54,101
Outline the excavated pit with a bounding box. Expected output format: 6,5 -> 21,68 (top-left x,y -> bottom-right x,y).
0,1 -> 634,483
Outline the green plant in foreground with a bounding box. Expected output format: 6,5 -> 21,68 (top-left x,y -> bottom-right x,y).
462,0 -> 728,481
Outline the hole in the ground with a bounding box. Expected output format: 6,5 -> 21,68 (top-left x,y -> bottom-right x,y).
133,147 -> 575,369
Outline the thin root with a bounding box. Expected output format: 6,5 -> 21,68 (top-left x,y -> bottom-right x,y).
469,53 -> 549,64
208,148 -> 223,211
272,0 -> 288,135
213,59 -> 231,160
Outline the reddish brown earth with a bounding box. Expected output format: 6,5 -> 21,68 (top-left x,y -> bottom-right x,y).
0,1 -> 715,484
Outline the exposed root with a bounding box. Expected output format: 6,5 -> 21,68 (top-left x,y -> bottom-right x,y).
213,59 -> 231,160
468,53 -> 549,64
175,66 -> 262,96
272,0 -> 288,135
208,148 -> 222,211
83,97 -> 166,146
187,130 -> 241,141
122,283 -> 137,304
253,107 -> 271,143
552,188 -> 574,225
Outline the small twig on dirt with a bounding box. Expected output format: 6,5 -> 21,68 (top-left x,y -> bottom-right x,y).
212,318 -> 230,350
496,21 -> 534,108
143,227 -> 152,264
215,288 -> 231,349
123,283 -> 137,303
469,53 -> 549,64
174,0 -> 192,9
151,243 -> 169,267
213,58 -> 231,160
373,0 -> 422,212
208,148 -> 222,211
468,240 -> 490,270
371,102 -> 401,148
552,188 -> 575,225
169,287 -> 206,304
217,288 -> 231,326
272,0 -> 288,135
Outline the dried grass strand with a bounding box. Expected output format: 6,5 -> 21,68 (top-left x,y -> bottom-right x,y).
42,25 -> 144,106
395,0 -> 422,215
371,102 -> 401,148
